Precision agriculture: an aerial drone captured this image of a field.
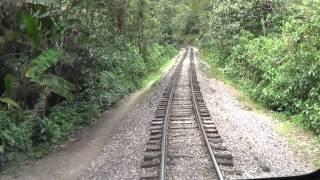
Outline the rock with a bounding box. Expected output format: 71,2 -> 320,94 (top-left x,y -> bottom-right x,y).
258,159 -> 271,172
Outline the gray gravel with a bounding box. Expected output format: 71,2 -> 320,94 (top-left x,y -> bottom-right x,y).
79,48 -> 313,180
166,50 -> 216,180
78,52 -> 184,180
193,49 -> 313,179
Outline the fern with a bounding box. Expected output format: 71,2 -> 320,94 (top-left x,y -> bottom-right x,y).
26,48 -> 61,78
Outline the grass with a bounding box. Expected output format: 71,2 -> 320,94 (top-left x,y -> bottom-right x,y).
277,121 -> 320,168
200,51 -> 320,169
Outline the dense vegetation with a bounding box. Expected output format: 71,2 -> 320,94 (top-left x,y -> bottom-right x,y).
196,0 -> 320,136
1,0 -> 320,172
0,0 -> 182,169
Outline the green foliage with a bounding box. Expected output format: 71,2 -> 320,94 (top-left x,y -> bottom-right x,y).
146,44 -> 177,72
3,74 -> 16,98
0,111 -> 33,168
33,75 -> 75,101
0,0 -> 181,173
26,0 -> 60,6
26,49 -> 75,101
0,0 -> 178,169
26,49 -> 61,78
32,101 -> 99,145
0,74 -> 19,110
201,0 -> 320,136
200,0 -> 288,58
0,98 -> 20,109
22,13 -> 43,48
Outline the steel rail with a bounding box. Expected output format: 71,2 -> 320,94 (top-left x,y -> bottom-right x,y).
189,48 -> 224,180
159,48 -> 188,180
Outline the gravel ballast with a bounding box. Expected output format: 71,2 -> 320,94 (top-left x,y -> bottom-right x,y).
79,52 -> 183,180
80,48 -> 313,179
3,49 -> 315,180
193,49 -> 313,179
166,50 -> 216,179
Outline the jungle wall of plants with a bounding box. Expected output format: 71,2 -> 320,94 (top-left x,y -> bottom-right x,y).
0,0 -> 181,168
3,0 -> 319,171
198,0 -> 320,135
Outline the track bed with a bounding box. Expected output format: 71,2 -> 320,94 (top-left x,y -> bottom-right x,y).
141,48 -> 235,180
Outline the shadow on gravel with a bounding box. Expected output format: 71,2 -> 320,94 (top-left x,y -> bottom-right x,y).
242,169 -> 320,180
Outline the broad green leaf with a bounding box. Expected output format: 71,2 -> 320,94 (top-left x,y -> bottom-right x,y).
32,74 -> 75,101
22,14 -> 43,48
4,74 -> 16,98
26,49 -> 61,78
0,98 -> 20,109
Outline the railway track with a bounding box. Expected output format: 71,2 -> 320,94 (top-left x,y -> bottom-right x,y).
141,48 -> 234,180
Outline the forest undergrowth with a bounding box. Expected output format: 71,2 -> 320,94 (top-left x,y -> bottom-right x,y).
1,0 -> 320,172
198,0 -> 320,138
0,0 -> 179,170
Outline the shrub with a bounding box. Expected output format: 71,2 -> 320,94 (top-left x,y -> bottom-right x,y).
0,111 -> 33,168
204,1 -> 320,135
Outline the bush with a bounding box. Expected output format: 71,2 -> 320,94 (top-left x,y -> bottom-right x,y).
204,1 -> 320,135
0,111 -> 33,168
302,102 -> 320,135
146,44 -> 177,72
224,32 -> 289,110
37,104 -> 82,144
0,42 -> 177,168
0,0 -> 181,170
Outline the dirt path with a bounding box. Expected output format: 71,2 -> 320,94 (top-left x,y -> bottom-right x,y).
4,87 -> 160,180
3,52 -> 182,180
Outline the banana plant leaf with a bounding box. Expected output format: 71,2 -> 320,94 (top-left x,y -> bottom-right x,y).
26,48 -> 61,78
22,14 -> 43,48
0,98 -> 20,109
32,74 -> 76,101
